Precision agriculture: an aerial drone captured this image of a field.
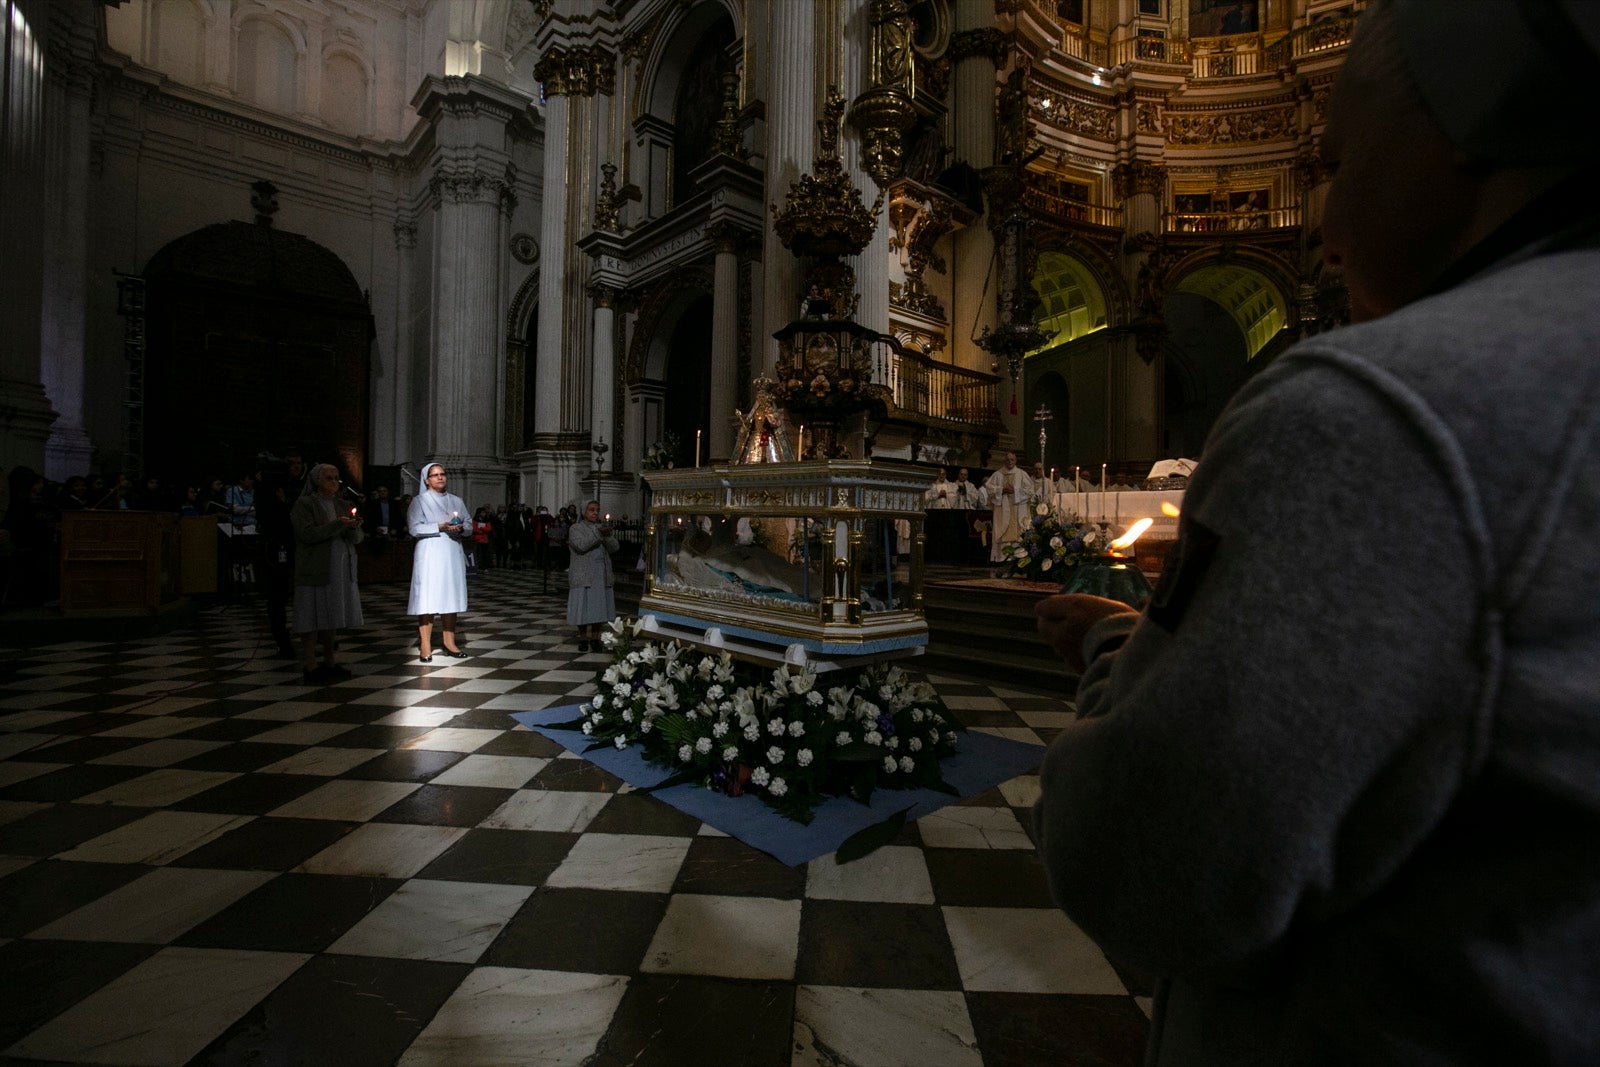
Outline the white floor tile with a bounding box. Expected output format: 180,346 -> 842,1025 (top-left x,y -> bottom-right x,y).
481,789 -> 611,833
295,822 -> 466,878
4,946 -> 309,1065
79,769 -> 241,807
639,894 -> 800,980
266,779 -> 420,821
545,832 -> 690,893
0,760 -> 67,788
805,846 -> 935,904
55,810 -> 256,865
328,878 -> 533,963
916,806 -> 1032,849
429,754 -> 550,789
398,967 -> 628,1067
996,774 -> 1041,808
29,866 -> 275,943
793,986 -> 982,1067
400,727 -> 503,753
239,721 -> 358,746
255,746 -> 386,776
941,906 -> 1125,994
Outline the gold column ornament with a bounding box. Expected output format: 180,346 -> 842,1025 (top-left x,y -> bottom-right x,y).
847,0 -> 919,188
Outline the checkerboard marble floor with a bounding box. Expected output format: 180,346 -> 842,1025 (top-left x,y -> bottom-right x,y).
0,568 -> 1149,1066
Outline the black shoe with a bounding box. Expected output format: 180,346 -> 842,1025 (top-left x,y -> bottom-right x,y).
302,666 -> 330,684
578,640 -> 591,653
419,653 -> 433,663
325,664 -> 353,680
440,648 -> 469,659
274,644 -> 298,660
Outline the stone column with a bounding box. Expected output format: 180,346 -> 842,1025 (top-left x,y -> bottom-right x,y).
412,75 -> 526,507
759,0 -> 815,378
391,218 -> 418,465
838,0 -> 891,388
709,225 -> 741,461
0,0 -> 59,485
589,283 -> 617,472
948,25 -> 1005,379
1114,159 -> 1167,463
41,3 -> 97,479
532,40 -> 613,508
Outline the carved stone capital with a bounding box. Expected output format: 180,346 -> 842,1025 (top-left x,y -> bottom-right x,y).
589,283 -> 620,309
534,45 -> 618,97
1113,160 -> 1167,201
429,163 -> 517,214
394,220 -> 418,250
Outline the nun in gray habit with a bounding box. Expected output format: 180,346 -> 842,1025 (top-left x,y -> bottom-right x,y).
291,463 -> 364,683
567,500 -> 619,651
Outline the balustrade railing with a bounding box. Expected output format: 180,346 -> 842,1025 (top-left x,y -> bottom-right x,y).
884,350 -> 1002,429
1022,185 -> 1123,228
1165,205 -> 1300,233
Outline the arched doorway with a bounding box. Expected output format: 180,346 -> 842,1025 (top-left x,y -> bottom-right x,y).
142,222 -> 372,484
1162,263 -> 1288,454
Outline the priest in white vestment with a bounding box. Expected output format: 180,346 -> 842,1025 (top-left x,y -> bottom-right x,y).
984,452 -> 1034,562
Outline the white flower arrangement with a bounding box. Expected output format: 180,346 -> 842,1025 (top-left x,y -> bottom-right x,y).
561,617 -> 964,823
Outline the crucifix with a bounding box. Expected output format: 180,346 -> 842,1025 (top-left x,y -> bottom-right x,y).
1033,403 -> 1052,468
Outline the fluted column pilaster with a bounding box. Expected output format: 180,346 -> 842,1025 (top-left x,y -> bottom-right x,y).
709,231 -> 740,461
759,0 -> 816,378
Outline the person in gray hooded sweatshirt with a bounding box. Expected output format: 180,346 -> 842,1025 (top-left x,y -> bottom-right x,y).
1032,2 -> 1600,1064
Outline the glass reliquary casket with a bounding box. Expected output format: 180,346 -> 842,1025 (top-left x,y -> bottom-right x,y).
638,461 -> 929,671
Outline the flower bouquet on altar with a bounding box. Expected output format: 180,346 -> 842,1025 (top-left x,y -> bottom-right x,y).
555,617 -> 964,824
995,497 -> 1099,584
642,432 -> 681,471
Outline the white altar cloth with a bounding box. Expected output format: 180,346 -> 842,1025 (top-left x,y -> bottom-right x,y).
1051,489 -> 1185,533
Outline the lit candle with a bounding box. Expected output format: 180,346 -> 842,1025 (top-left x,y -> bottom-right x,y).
1074,466 -> 1082,519
1100,464 -> 1107,523
798,424 -> 805,459
695,429 -> 702,468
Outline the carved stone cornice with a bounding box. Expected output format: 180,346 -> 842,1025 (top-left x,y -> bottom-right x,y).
534,45 -> 617,97
948,28 -> 1009,68
1113,160 -> 1167,201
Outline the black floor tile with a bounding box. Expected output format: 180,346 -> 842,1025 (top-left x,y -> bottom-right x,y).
373,784 -> 516,827
964,991 -> 1148,1067
671,836 -> 808,899
0,764 -> 148,804
795,899 -> 963,990
191,954 -> 470,1067
0,803 -> 148,857
924,848 -> 1056,908
473,729 -> 565,758
340,748 -> 466,782
0,938 -> 160,1047
481,887 -> 667,973
583,793 -> 701,837
0,860 -> 149,937
417,828 -> 577,886
169,772 -> 326,815
175,872 -> 401,953
168,817 -> 358,871
528,757 -> 625,793
171,742 -> 307,774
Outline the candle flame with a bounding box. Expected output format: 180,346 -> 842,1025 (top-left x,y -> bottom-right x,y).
1161,501 -> 1181,518
1109,517 -> 1154,551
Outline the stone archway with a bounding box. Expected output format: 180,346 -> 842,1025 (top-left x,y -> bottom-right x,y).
141,221 -> 372,484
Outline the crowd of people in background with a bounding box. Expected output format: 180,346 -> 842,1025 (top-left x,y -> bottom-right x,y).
0,454 -> 581,612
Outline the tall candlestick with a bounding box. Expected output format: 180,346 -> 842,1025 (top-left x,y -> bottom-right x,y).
695,429 -> 702,468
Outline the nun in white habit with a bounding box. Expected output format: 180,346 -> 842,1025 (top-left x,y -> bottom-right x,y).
407,461 -> 472,661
